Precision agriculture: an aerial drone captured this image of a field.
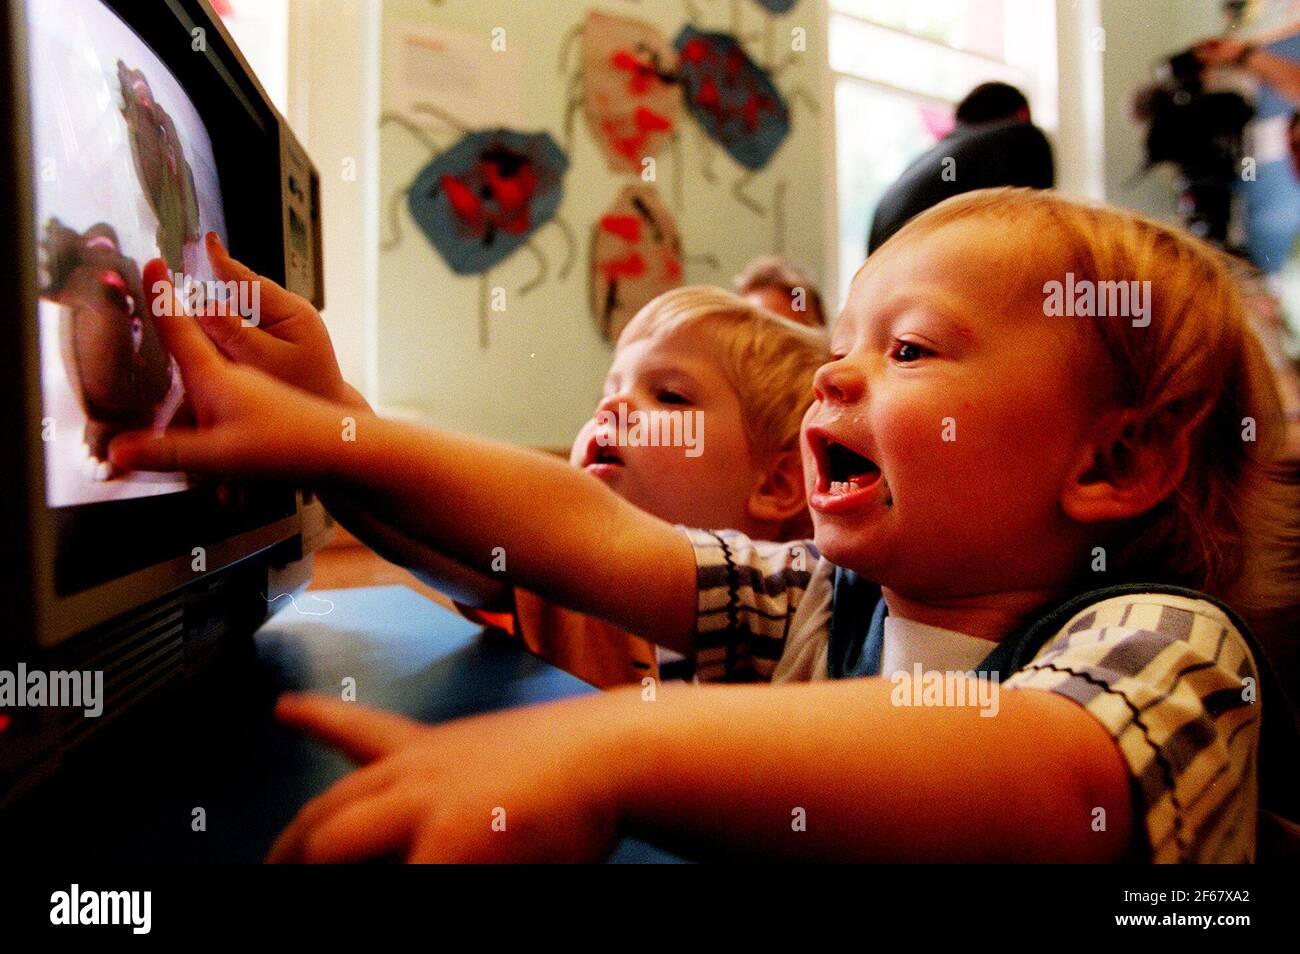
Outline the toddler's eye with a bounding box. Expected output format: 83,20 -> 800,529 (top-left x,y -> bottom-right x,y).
891,340 -> 931,363
658,390 -> 691,406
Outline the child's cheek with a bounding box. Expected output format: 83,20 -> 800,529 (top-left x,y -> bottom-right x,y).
875,396 -> 951,496
626,444 -> 684,497
569,419 -> 596,467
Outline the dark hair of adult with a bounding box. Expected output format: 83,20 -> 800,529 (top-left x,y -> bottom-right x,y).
955,82 -> 1030,126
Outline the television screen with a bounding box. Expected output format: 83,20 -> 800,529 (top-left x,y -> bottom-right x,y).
28,0 -> 228,508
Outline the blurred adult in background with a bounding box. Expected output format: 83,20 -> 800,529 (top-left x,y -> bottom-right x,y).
1196,36 -> 1300,109
1192,37 -> 1300,461
733,256 -> 827,328
1195,36 -> 1300,173
867,82 -> 1054,254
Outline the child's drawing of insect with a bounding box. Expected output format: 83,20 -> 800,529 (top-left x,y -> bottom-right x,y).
559,2 -> 817,254
380,104 -> 577,348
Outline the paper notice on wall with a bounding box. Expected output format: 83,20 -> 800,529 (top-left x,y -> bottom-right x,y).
384,21 -> 524,129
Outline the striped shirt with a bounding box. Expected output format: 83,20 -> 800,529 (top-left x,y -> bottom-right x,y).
683,527 -> 1261,863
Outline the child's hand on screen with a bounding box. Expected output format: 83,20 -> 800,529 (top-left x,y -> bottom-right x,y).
108,260 -> 349,480
195,232 -> 367,409
266,693 -> 625,863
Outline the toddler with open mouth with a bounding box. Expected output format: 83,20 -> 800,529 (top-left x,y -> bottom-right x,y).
451,286 -> 828,687
112,189 -> 1298,863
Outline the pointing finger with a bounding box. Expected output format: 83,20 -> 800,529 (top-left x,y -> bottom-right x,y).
143,258 -> 225,383
274,693 -> 426,765
205,231 -> 304,324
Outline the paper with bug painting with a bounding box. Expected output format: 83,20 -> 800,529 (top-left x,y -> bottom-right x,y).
580,10 -> 682,175
590,184 -> 684,341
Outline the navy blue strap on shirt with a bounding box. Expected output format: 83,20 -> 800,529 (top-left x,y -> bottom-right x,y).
824,566 -> 1300,832
826,567 -> 888,678
827,565 -> 1141,680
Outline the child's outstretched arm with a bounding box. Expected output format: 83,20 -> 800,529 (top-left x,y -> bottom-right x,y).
111,264 -> 698,650
266,680 -> 1134,863
321,492 -> 510,610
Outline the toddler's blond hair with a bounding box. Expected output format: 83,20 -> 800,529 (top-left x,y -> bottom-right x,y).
617,286 -> 829,538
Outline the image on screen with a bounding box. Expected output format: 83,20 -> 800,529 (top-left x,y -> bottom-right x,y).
27,0 -> 229,508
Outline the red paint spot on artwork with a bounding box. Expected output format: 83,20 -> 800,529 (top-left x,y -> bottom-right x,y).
601,118 -> 643,163
611,50 -> 661,97
725,49 -> 745,81
742,94 -> 776,132
602,107 -> 674,164
663,256 -> 683,281
601,252 -> 647,280
440,152 -> 540,238
600,215 -> 642,243
680,38 -> 708,64
635,107 -> 672,132
614,136 -> 641,161
441,174 -> 480,221
696,77 -> 720,109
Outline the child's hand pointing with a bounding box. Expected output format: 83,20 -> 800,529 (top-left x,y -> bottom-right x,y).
108,259 -> 351,480
266,692 -> 628,864
196,232 -> 367,409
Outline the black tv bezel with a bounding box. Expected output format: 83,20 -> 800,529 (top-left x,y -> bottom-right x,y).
2,0 -> 316,650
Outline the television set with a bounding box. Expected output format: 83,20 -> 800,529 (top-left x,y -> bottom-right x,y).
0,0 -> 331,803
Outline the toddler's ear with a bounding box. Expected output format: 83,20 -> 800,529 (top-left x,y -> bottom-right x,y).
1061,406 -> 1190,524
747,449 -> 809,530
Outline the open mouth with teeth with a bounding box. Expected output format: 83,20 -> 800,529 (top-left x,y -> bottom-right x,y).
809,430 -> 885,511
824,440 -> 880,493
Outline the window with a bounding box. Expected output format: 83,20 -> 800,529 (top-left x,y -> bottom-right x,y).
829,0 -> 1058,303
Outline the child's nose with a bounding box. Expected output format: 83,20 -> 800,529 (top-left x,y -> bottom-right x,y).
596,392 -> 631,415
813,361 -> 865,405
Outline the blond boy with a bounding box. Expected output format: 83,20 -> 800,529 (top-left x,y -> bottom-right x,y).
459,287 -> 826,686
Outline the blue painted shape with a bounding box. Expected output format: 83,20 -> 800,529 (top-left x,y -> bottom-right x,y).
259,585 -> 593,718
674,26 -> 790,170
406,129 -> 568,275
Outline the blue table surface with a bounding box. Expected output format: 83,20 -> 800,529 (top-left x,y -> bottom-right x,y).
257,585 -> 682,863
259,585 -> 595,717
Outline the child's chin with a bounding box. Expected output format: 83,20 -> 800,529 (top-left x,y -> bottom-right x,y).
812,523 -> 882,574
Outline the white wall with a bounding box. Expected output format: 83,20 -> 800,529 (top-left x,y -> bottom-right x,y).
1053,0 -> 1105,200
220,0 -> 291,114
1095,0 -> 1223,217
286,0 -> 383,400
